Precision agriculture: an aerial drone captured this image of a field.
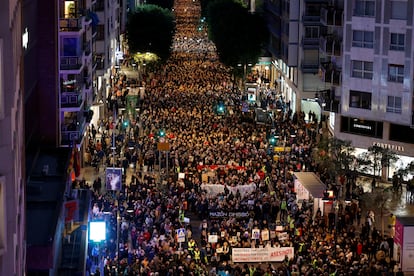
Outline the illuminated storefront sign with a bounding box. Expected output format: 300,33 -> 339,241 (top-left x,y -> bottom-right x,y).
372,142 -> 404,152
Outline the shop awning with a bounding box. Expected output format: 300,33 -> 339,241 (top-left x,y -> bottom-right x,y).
293,172 -> 326,199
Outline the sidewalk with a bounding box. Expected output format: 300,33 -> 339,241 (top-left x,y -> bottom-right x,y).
356,176 -> 414,237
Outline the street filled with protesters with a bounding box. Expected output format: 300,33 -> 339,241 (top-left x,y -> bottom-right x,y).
83,0 -> 402,275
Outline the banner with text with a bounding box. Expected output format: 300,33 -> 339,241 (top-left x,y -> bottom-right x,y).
209,211 -> 252,220
232,247 -> 294,263
201,183 -> 256,197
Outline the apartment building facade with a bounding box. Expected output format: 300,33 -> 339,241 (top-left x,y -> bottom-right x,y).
336,0 -> 414,173
0,0 -> 26,275
92,0 -> 124,124
265,0 -> 343,123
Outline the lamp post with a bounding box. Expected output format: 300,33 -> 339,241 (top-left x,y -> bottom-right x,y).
334,200 -> 339,231
116,196 -> 121,275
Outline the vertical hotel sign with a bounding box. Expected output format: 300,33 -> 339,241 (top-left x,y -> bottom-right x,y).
106,168 -> 122,191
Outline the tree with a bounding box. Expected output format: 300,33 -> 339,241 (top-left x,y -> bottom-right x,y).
313,137 -> 355,185
206,0 -> 268,69
126,5 -> 175,62
145,0 -> 174,10
362,145 -> 399,180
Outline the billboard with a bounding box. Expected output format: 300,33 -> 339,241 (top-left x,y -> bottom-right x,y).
89,221 -> 106,242
105,167 -> 122,191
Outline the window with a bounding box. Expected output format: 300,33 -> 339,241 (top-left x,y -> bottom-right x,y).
354,0 -> 375,17
391,1 -> 407,20
388,64 -> 404,83
387,96 -> 402,113
352,30 -> 374,48
350,90 -> 372,109
96,24 -> 104,40
390,33 -> 405,51
351,60 -> 373,79
305,26 -> 319,38
62,38 -> 78,56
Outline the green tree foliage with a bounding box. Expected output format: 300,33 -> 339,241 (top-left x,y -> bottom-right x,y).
358,145 -> 399,179
206,0 -> 268,68
126,5 -> 175,62
145,0 -> 174,10
313,137 -> 355,180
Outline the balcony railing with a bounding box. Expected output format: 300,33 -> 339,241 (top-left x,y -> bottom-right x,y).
61,119 -> 86,145
61,92 -> 83,107
60,56 -> 83,70
303,37 -> 320,48
60,18 -> 82,32
303,15 -> 322,24
302,62 -> 319,73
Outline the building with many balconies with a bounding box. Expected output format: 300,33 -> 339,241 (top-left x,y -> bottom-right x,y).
59,0 -> 96,147
265,0 -> 343,123
23,0 -> 125,274
335,0 -> 414,177
0,0 -> 26,275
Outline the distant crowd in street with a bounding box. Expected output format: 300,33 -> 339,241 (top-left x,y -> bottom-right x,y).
83,0 -> 404,275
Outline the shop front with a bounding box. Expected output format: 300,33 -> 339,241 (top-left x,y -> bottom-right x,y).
394,217 -> 414,272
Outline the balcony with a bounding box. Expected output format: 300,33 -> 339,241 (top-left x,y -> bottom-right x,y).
323,99 -> 340,113
320,61 -> 341,85
303,15 -> 322,25
302,62 -> 319,73
61,93 -> 83,108
324,69 -> 341,85
303,37 -> 320,49
326,9 -> 343,26
326,40 -> 341,56
60,18 -> 82,32
60,56 -> 83,71
61,118 -> 87,145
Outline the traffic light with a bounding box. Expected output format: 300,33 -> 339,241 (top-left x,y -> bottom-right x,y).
216,103 -> 225,115
122,120 -> 129,128
159,129 -> 165,137
269,136 -> 277,146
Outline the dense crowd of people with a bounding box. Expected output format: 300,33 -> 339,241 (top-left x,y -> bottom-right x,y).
83,0 -> 404,275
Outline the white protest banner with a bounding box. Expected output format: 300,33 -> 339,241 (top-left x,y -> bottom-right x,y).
200,183 -> 256,197
232,247 -> 294,263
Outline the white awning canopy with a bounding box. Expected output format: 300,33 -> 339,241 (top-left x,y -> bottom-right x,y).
293,172 -> 326,199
